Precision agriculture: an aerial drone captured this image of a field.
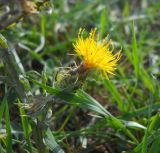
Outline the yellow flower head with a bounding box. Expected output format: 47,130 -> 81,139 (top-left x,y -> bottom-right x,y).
73,28 -> 121,78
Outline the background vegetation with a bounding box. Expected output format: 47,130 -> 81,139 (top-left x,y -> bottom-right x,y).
0,0 -> 160,153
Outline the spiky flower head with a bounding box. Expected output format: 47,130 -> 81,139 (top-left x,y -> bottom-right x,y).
73,28 -> 121,78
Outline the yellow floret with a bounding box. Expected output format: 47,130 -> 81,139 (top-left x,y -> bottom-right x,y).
73,28 -> 121,78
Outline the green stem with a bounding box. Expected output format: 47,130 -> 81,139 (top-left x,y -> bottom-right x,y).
58,105 -> 77,131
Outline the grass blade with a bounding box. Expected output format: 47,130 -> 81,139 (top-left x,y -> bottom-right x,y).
44,128 -> 65,153
0,97 -> 6,128
100,8 -> 108,38
5,99 -> 12,153
104,79 -> 127,112
140,68 -> 155,93
132,21 -> 139,78
18,99 -> 33,153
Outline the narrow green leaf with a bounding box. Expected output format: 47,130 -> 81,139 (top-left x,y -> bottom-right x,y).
140,68 -> 155,93
141,130 -> 148,153
5,99 -> 12,153
121,103 -> 160,120
132,21 -> 139,78
148,114 -> 160,133
104,79 -> 127,112
0,97 -> 6,128
28,77 -> 111,117
18,99 -> 33,153
100,8 -> 108,38
44,128 -> 65,153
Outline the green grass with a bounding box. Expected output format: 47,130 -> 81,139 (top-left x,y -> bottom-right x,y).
5,98 -> 12,153
0,0 -> 160,153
